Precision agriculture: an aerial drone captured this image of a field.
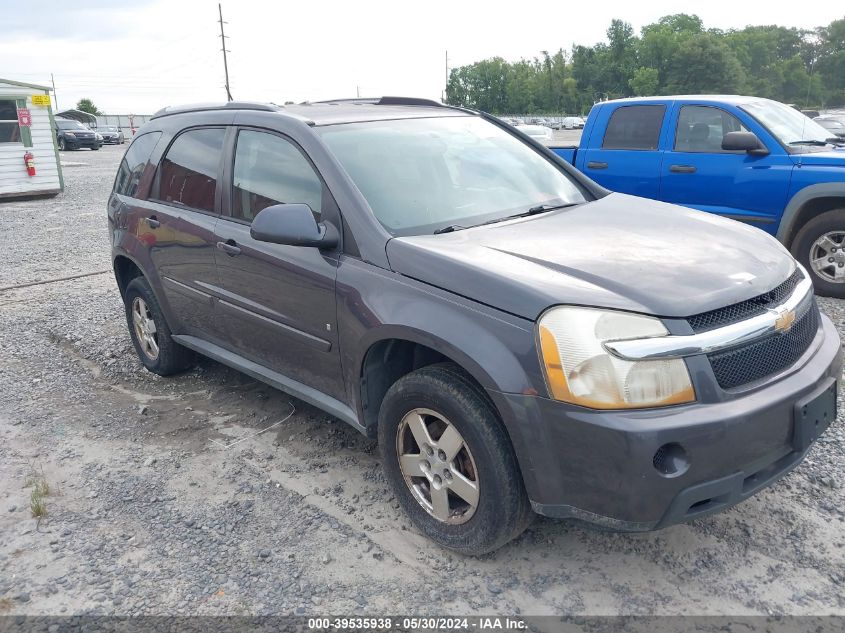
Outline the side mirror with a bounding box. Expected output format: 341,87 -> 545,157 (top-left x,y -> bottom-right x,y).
722,131 -> 768,155
250,203 -> 338,249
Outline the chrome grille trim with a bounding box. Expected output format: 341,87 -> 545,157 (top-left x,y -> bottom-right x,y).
604,265 -> 815,361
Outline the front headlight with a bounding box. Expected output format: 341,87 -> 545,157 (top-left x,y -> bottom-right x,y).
96,133 -> 103,140
537,306 -> 695,409
64,132 -> 76,137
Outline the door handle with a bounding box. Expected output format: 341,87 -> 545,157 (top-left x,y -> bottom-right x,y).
144,216 -> 160,229
669,164 -> 697,173
216,240 -> 241,256
587,161 -> 608,170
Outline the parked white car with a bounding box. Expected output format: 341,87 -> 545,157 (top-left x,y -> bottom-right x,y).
562,116 -> 585,129
516,124 -> 554,143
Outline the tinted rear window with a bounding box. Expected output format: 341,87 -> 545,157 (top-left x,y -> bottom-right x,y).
155,128 -> 225,212
602,105 -> 665,150
114,132 -> 161,198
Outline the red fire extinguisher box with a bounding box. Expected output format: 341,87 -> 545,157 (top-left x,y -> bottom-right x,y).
24,151 -> 36,176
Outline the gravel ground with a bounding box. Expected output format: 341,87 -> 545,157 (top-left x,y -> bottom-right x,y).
0,145 -> 843,618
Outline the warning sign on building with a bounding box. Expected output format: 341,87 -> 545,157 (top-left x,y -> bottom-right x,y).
17,108 -> 31,127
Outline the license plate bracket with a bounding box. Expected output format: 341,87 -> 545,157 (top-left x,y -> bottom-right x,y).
793,378 -> 837,452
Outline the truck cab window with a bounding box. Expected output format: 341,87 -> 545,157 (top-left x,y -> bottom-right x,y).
602,105 -> 665,150
675,106 -> 748,153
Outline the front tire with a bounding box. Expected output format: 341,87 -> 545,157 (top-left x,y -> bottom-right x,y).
57,137 -> 66,151
123,276 -> 193,376
378,363 -> 532,555
791,209 -> 845,298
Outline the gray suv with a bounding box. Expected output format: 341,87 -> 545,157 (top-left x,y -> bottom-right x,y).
108,98 -> 842,554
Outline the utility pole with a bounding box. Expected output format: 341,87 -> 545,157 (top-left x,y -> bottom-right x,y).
218,3 -> 233,101
443,50 -> 448,103
50,73 -> 59,111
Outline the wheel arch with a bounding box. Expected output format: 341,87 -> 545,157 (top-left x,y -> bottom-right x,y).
357,328 -> 504,435
113,253 -> 145,297
777,184 -> 845,246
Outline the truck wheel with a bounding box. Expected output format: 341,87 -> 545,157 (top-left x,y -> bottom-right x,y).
378,362 -> 532,555
791,209 -> 845,299
123,276 -> 193,376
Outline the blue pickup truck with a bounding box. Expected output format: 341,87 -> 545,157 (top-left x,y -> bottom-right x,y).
550,96 -> 845,298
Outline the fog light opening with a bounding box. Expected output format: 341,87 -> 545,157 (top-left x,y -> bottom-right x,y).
653,442 -> 690,478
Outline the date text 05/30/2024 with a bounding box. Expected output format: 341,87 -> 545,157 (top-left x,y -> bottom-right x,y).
307,617 -> 528,630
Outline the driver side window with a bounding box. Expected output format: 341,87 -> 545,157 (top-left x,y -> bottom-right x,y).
675,106 -> 749,153
232,130 -> 323,222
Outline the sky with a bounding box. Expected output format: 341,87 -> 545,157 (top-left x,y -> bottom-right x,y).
2,0 -> 843,115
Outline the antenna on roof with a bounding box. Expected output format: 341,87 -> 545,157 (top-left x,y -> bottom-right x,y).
218,3 -> 233,102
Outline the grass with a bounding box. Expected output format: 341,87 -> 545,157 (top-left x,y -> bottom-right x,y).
30,488 -> 47,518
23,464 -> 51,520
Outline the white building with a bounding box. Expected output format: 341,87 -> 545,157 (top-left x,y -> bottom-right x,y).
0,78 -> 63,199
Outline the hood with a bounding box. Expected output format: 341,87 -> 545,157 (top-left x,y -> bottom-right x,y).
385,193 -> 795,320
792,148 -> 845,167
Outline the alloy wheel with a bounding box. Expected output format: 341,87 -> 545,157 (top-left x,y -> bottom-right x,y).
810,231 -> 845,283
396,408 -> 480,524
131,297 -> 160,360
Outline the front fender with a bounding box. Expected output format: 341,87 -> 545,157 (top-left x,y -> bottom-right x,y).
778,181 -> 845,244
336,257 -> 544,416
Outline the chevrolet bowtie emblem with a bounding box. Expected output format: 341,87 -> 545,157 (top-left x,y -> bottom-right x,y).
772,306 -> 797,333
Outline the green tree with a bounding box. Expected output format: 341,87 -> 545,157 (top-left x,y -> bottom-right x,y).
663,33 -> 745,94
657,13 -> 704,34
76,98 -> 101,115
605,19 -> 639,97
444,14 -> 845,114
629,67 -> 660,95
816,18 -> 845,106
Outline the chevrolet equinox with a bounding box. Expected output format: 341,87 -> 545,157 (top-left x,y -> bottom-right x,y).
108,98 -> 842,554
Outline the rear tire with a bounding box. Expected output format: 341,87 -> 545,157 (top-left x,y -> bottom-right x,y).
378,363 -> 532,555
790,208 -> 845,299
123,276 -> 193,376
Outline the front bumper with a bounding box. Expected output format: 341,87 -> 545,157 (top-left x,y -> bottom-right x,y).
65,136 -> 100,149
490,313 -> 842,531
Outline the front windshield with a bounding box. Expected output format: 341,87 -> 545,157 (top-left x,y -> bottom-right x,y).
740,100 -> 833,146
318,116 -> 588,236
57,120 -> 86,130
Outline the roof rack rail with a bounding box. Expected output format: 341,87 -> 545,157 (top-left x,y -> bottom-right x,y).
310,96 -> 452,108
150,101 -> 283,120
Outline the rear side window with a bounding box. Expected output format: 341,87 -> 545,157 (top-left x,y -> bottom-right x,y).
155,128 -> 225,212
231,129 -> 323,222
602,105 -> 665,150
114,132 -> 161,197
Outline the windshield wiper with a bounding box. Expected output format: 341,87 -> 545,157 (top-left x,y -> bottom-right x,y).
433,224 -> 467,235
433,202 -> 582,235
477,202 -> 582,227
789,139 -> 833,146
